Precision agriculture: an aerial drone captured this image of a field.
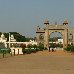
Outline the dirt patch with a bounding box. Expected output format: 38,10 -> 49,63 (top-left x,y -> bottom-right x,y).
0,50 -> 74,74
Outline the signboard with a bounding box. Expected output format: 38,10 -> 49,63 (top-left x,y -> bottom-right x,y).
1,48 -> 9,51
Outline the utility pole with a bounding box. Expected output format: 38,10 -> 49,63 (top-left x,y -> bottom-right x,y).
9,33 -> 10,48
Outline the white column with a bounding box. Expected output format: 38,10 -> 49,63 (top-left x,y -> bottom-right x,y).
9,33 -> 11,48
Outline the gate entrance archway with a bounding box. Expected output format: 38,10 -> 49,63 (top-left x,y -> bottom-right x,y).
49,31 -> 63,48
36,19 -> 74,49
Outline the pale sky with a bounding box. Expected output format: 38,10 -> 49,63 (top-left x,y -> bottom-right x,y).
0,0 -> 74,37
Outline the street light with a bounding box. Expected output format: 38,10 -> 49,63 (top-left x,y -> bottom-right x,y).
9,32 -> 11,48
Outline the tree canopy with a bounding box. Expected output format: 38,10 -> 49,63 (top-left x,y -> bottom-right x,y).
0,32 -> 34,42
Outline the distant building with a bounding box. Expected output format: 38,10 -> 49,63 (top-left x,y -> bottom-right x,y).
0,33 -> 7,48
10,34 -> 16,42
49,39 -> 63,44
0,33 -> 37,54
0,33 -> 7,43
29,40 -> 37,45
58,39 -> 63,44
0,33 -> 37,48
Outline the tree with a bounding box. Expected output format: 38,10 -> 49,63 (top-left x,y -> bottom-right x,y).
20,43 -> 26,54
20,43 -> 26,49
9,32 -> 26,42
0,32 -> 35,42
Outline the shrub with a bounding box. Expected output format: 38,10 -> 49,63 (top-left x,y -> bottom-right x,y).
22,48 -> 32,54
7,48 -> 11,53
31,48 -> 37,53
25,49 -> 32,54
35,47 -> 40,52
38,43 -> 44,51
33,44 -> 37,49
70,46 -> 74,52
20,44 -> 26,49
27,44 -> 32,48
64,46 -> 71,51
22,48 -> 26,54
64,45 -> 74,52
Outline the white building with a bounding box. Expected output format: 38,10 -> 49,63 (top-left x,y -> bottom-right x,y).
10,34 -> 16,42
0,33 -> 7,48
49,39 -> 63,44
29,40 -> 37,45
58,39 -> 63,44
0,33 -> 7,43
0,33 -> 37,54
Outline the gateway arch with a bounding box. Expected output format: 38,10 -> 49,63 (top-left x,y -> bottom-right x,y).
36,20 -> 74,49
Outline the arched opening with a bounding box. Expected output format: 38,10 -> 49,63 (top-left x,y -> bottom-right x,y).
39,34 -> 44,40
49,31 -> 63,50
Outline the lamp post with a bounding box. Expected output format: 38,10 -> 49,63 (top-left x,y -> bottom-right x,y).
9,33 -> 11,48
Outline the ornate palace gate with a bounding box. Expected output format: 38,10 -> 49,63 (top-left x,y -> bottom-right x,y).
36,20 -> 74,49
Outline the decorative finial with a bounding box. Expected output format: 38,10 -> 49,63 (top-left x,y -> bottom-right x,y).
63,20 -> 68,25
44,19 -> 49,24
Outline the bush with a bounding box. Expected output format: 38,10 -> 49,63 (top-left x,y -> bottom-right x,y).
70,46 -> 74,52
22,48 -> 32,54
20,43 -> 26,49
64,45 -> 74,52
38,43 -> 44,51
22,48 -> 26,54
33,44 -> 37,49
27,44 -> 32,48
35,47 -> 39,52
7,48 -> 11,53
31,48 -> 37,53
38,46 -> 43,51
64,46 -> 71,51
25,49 -> 31,54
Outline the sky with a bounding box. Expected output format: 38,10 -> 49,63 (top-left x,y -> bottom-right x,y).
0,0 -> 74,37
